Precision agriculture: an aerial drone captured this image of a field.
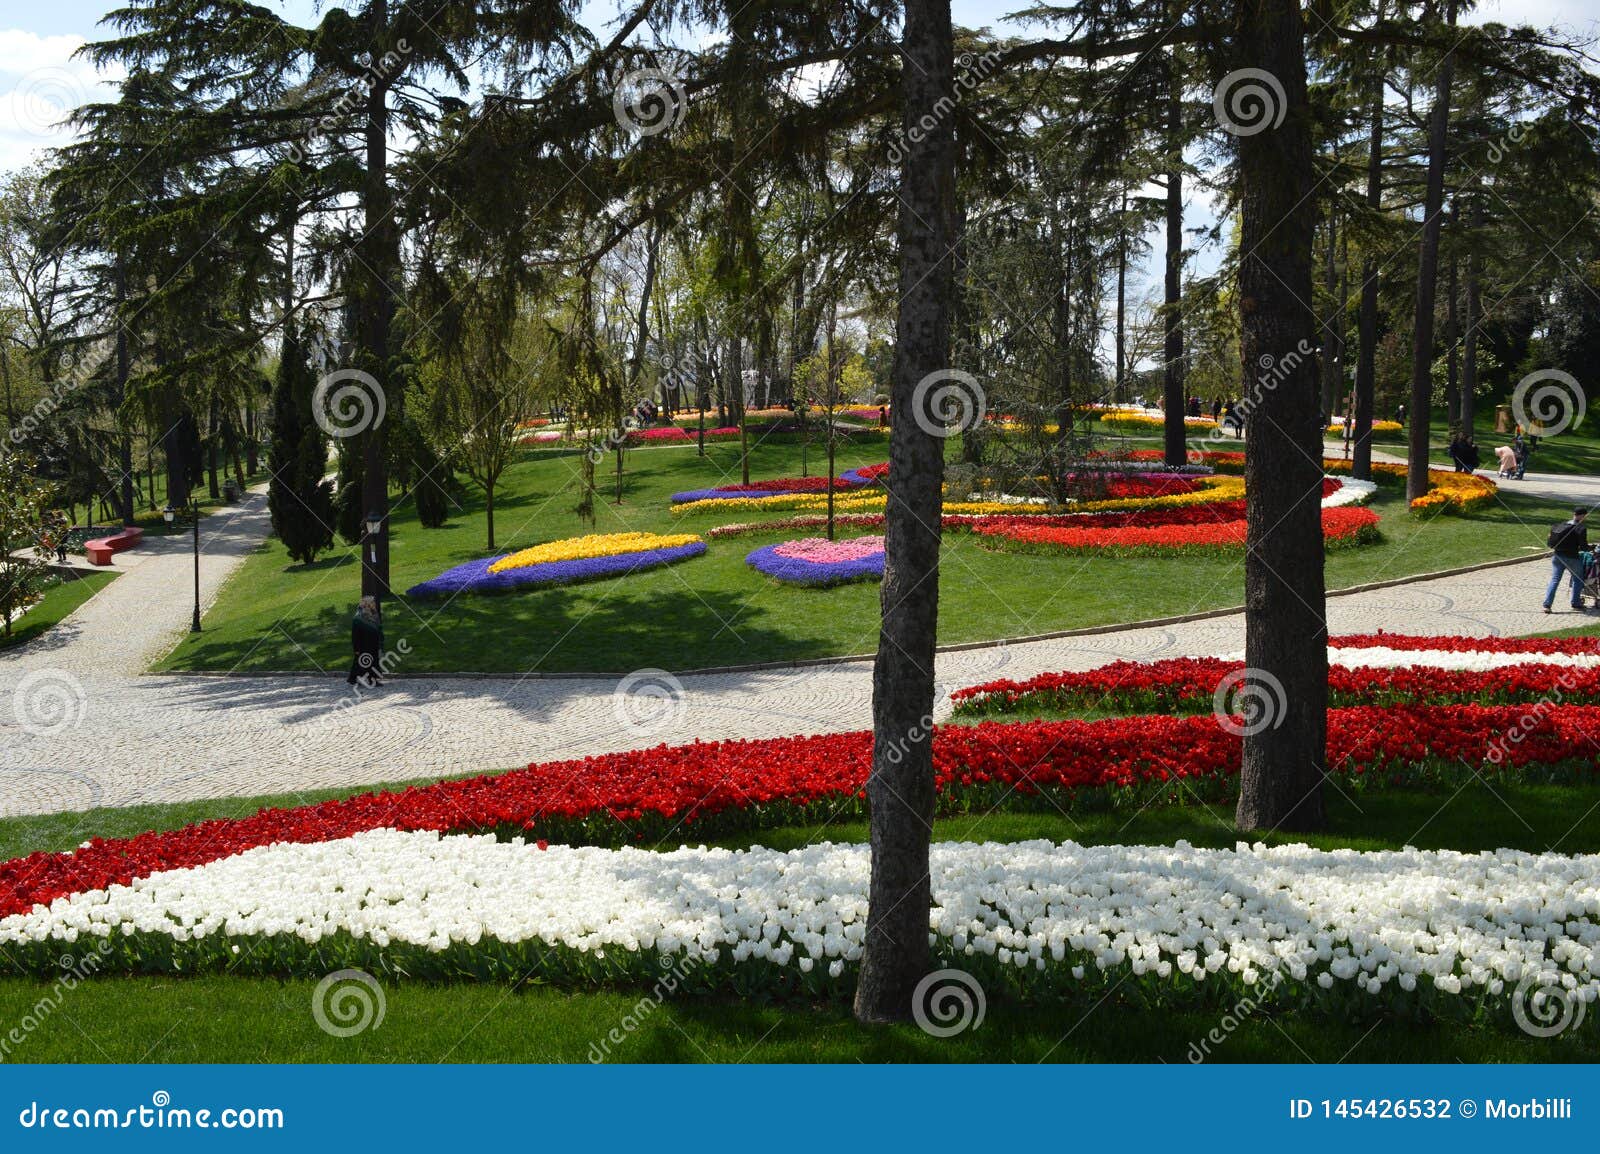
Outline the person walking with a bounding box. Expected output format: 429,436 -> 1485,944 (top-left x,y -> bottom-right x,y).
348,595 -> 385,687
1545,508 -> 1590,613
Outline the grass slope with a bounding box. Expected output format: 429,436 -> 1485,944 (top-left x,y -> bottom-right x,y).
0,571 -> 115,653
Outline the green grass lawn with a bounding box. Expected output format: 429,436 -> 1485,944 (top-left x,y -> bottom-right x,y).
0,571 -> 115,652
154,439 -> 1569,676
2,778 -> 1595,1063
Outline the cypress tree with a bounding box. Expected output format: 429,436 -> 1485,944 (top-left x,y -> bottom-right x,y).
267,324 -> 335,564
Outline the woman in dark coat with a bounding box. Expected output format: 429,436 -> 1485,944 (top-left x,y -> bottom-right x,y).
348,596 -> 384,687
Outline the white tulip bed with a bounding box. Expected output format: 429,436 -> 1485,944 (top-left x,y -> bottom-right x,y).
2,828 -> 1597,1030
1321,476 -> 1378,508
1,633 -> 1597,1035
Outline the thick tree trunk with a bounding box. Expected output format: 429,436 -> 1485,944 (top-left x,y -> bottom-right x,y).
0,342 -> 13,429
1162,57 -> 1186,465
1319,218 -> 1338,424
1352,12 -> 1386,482
1115,193 -> 1127,404
1405,1 -> 1456,501
113,255 -> 135,525
1462,205 -> 1479,434
206,392 -> 221,500
730,336 -> 749,484
854,0 -> 953,1025
358,2 -> 396,602
1233,0 -> 1328,833
1445,242 -> 1459,429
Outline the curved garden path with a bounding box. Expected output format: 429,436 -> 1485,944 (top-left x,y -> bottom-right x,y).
0,467 -> 1595,818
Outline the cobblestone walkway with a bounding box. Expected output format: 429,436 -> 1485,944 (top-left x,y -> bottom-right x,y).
0,474 -> 1592,818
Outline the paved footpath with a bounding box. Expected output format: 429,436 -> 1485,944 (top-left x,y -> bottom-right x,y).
0,471 -> 1591,819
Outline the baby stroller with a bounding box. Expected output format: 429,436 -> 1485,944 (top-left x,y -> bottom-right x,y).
1583,550 -> 1600,610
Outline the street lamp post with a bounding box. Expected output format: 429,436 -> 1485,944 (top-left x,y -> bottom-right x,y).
165,502 -> 201,632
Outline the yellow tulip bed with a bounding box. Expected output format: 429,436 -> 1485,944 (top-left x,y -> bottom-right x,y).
487,532 -> 705,575
1099,409 -> 1218,434
672,475 -> 1244,518
1325,419 -> 1403,436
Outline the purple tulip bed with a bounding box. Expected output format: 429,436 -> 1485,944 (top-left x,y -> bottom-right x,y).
406,541 -> 707,598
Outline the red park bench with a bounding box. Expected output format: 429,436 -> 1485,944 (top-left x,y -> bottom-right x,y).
84,526 -> 144,566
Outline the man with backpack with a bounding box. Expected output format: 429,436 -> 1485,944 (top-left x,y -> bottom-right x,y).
1545,507 -> 1591,613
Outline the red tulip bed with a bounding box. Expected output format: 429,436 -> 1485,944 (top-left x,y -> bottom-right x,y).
700,475 -> 1381,552
954,655 -> 1600,717
5,645 -> 1598,924
970,505 -> 1379,556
